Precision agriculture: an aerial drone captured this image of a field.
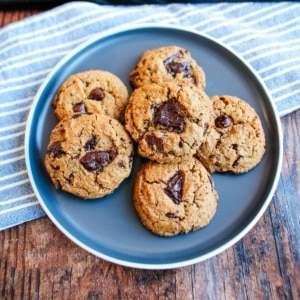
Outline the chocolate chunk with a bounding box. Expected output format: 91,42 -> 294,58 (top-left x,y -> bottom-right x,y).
233,156 -> 242,168
232,144 -> 241,152
72,114 -> 83,119
84,136 -> 98,152
153,99 -> 186,132
66,173 -> 74,185
129,72 -> 139,88
80,150 -> 117,172
164,51 -> 191,78
145,134 -> 163,152
73,102 -> 86,113
165,212 -> 178,218
164,170 -> 184,204
215,114 -> 232,128
117,160 -> 125,168
47,142 -> 65,158
89,88 -> 104,101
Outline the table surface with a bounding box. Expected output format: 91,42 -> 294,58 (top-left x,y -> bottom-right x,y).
1,8 -> 299,300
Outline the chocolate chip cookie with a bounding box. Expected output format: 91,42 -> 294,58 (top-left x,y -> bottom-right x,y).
129,46 -> 206,89
133,158 -> 218,236
196,95 -> 266,174
52,70 -> 129,122
45,113 -> 134,199
124,81 -> 213,163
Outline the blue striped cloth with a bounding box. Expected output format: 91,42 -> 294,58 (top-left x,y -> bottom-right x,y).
1,1 -> 299,230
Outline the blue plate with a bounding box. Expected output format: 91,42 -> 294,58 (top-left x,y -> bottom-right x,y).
25,24 -> 282,269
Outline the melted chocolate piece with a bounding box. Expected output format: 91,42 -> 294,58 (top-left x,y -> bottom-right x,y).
72,114 -> 83,119
165,212 -> 178,218
154,99 -> 186,132
164,52 -> 191,78
84,136 -> 98,152
164,170 -> 184,205
47,142 -> 65,158
89,88 -> 104,101
66,173 -> 74,185
233,156 -> 242,168
215,114 -> 232,128
117,160 -> 125,168
232,144 -> 240,152
80,150 -> 117,172
73,102 -> 86,113
145,134 -> 163,152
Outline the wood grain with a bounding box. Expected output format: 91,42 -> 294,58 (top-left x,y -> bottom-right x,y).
0,10 -> 299,300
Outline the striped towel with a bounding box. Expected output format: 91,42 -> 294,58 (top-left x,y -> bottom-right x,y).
1,1 -> 299,230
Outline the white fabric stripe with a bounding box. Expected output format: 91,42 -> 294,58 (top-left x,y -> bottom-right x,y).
0,170 -> 27,183
2,36 -> 84,67
227,23 -> 300,47
241,38 -> 300,57
259,57 -> 300,74
0,146 -> 24,157
0,69 -> 50,86
0,78 -> 44,94
218,4 -> 299,42
0,106 -> 30,118
207,2 -> 249,15
0,154 -> 25,166
124,13 -> 177,26
127,5 -> 215,25
247,44 -> 300,64
196,4 -> 288,34
0,50 -> 68,73
0,131 -> 24,142
0,97 -> 32,108
0,201 -> 40,215
176,4 -> 251,30
173,3 -> 249,24
263,65 -> 300,82
0,178 -> 29,192
0,193 -> 35,206
273,88 -> 300,102
0,121 -> 26,132
270,80 -> 300,94
228,3 -> 289,25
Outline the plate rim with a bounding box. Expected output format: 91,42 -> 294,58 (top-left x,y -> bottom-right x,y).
25,23 -> 283,270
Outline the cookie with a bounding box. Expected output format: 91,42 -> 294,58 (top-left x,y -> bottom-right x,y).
129,46 -> 206,89
133,158 -> 218,236
124,81 -> 213,163
52,70 -> 129,122
45,113 -> 133,199
196,95 -> 266,174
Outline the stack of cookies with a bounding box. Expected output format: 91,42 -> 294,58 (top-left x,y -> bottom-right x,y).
126,46 -> 265,236
44,45 -> 266,238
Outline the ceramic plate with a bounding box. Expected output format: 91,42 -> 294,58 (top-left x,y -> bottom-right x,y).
25,24 -> 282,269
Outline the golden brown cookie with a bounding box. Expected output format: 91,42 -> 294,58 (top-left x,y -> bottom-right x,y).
133,158 -> 218,236
45,113 -> 133,199
196,95 -> 266,173
52,70 -> 129,122
129,46 -> 206,89
124,81 -> 213,163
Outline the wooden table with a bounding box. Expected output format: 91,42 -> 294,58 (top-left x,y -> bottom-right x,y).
1,8 -> 299,299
